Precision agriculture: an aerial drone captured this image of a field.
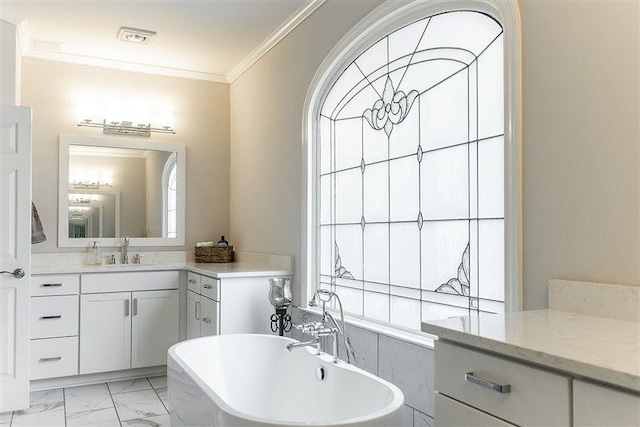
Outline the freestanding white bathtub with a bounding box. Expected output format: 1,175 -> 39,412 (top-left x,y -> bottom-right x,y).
167,334 -> 404,426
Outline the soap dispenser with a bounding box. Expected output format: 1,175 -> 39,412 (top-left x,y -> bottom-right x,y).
88,241 -> 101,265
217,236 -> 229,247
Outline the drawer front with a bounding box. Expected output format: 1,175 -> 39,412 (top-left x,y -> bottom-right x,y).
82,271 -> 179,293
435,393 -> 515,427
573,379 -> 640,426
30,336 -> 79,380
200,276 -> 219,301
31,295 -> 79,339
187,272 -> 201,294
31,274 -> 80,296
435,340 -> 571,426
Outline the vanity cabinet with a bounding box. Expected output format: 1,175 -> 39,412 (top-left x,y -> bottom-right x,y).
79,271 -> 179,375
30,274 -> 81,380
187,272 -> 220,339
573,379 -> 640,426
186,272 -> 277,338
434,340 -> 571,426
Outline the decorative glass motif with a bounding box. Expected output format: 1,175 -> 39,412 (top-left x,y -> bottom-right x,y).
318,11 -> 505,330
364,77 -> 419,136
435,243 -> 470,296
334,243 -> 354,279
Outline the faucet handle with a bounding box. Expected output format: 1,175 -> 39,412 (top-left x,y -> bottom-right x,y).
133,254 -> 142,264
107,254 -> 116,265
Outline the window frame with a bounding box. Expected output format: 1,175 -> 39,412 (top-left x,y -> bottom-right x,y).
162,152 -> 178,239
302,0 -> 522,320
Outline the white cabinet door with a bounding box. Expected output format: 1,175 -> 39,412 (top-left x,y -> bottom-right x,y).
131,290 -> 179,368
0,106 -> 31,412
200,297 -> 219,337
435,393 -> 515,427
574,379 -> 640,426
80,292 -> 131,374
187,290 -> 201,340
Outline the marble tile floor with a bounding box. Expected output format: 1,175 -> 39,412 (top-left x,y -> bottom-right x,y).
1,376 -> 171,427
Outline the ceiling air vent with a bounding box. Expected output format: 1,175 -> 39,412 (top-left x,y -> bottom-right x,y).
117,27 -> 156,45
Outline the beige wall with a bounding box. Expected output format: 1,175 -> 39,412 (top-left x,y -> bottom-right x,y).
1,19 -> 17,105
519,0 -> 640,308
23,57 -> 230,252
230,1 -> 383,304
230,1 -> 640,309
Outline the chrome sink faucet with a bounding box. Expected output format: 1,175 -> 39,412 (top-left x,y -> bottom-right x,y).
122,236 -> 129,264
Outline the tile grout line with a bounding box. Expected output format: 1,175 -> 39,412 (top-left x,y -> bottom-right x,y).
148,377 -> 171,416
105,383 -> 124,427
63,388 -> 68,427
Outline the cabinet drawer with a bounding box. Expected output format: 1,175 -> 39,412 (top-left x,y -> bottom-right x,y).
82,271 -> 179,293
200,276 -> 219,301
435,340 -> 571,426
187,272 -> 200,293
31,274 -> 79,296
435,393 -> 515,427
30,295 -> 79,339
30,336 -> 79,380
573,379 -> 640,426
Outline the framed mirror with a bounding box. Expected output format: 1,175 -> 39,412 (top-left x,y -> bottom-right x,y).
59,134 -> 186,247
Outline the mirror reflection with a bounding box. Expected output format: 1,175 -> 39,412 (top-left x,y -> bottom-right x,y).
68,144 -> 177,239
59,135 -> 185,248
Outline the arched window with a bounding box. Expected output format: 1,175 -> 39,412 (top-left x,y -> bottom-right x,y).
305,1 -> 521,332
163,153 -> 177,238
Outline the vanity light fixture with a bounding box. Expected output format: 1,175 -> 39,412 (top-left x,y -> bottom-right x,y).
77,119 -> 175,137
117,27 -> 156,45
71,180 -> 113,190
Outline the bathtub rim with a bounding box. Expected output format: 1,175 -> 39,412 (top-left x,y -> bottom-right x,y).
167,334 -> 405,426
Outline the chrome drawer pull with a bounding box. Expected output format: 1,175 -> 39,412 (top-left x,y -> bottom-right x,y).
203,284 -> 212,289
188,279 -> 196,284
465,372 -> 511,394
202,317 -> 211,324
42,283 -> 63,287
40,356 -> 62,362
40,315 -> 62,320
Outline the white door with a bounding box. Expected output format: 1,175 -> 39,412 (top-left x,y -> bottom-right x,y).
200,296 -> 219,337
186,290 -> 201,340
79,292 -> 132,374
0,106 -> 31,412
131,290 -> 178,368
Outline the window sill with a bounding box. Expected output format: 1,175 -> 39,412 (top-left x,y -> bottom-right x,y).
295,306 -> 436,350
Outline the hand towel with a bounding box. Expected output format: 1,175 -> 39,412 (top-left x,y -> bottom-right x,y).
31,202 -> 47,244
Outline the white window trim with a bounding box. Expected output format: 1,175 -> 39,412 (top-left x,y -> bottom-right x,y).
302,0 -> 522,316
162,152 -> 178,239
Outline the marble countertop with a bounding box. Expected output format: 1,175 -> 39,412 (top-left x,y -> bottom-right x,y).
422,310 -> 640,393
32,262 -> 291,278
31,251 -> 293,278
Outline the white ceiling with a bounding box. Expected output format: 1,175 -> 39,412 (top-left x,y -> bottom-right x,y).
2,0 -> 324,82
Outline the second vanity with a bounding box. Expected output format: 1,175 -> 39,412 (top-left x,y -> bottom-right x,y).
29,251 -> 292,388
422,280 -> 640,426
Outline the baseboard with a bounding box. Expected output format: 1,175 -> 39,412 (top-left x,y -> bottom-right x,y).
30,366 -> 166,391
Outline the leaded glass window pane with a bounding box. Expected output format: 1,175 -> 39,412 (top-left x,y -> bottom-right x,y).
318,11 -> 505,329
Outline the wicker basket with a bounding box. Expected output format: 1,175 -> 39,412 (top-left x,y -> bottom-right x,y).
194,246 -> 234,263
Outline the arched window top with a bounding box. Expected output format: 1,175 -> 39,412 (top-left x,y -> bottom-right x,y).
321,11 -> 502,121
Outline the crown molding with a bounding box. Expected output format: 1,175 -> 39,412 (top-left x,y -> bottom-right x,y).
22,48 -> 229,83
9,0 -> 325,84
226,0 -> 326,83
0,8 -> 23,26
